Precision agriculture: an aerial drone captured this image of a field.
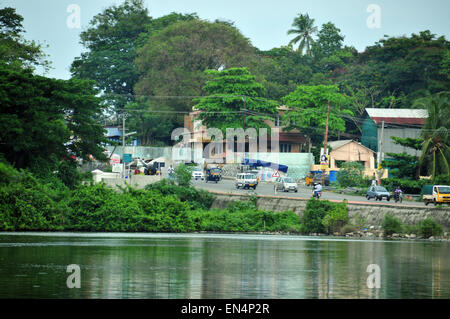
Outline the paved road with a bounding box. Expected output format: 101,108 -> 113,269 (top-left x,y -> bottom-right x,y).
192,178 -> 429,208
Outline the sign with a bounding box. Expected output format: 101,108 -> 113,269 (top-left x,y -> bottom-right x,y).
272,170 -> 280,178
123,153 -> 132,163
320,154 -> 329,165
112,164 -> 123,173
110,154 -> 120,165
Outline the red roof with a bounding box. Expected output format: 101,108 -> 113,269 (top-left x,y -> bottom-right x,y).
370,117 -> 425,125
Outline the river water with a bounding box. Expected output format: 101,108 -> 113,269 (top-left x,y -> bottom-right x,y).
0,232 -> 448,299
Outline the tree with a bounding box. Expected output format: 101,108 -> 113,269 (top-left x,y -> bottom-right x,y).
281,85 -> 352,142
70,0 -> 151,111
0,63 -> 107,173
134,19 -> 258,116
0,7 -> 50,72
414,91 -> 450,178
336,31 -> 450,108
312,22 -> 344,58
193,68 -> 278,133
287,14 -> 318,56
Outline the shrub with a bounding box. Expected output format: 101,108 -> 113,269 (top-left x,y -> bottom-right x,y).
300,199 -> 348,234
0,163 -> 70,231
381,178 -> 427,194
381,214 -> 403,236
433,174 -> 450,185
322,201 -> 349,234
145,179 -> 213,210
173,163 -> 193,187
417,218 -> 443,238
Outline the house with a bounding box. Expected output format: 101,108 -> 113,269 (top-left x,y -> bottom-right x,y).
328,140 -> 375,170
183,105 -> 310,156
361,108 -> 427,158
182,106 -> 314,178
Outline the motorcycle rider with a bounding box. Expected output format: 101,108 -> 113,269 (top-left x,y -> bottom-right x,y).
313,182 -> 322,198
394,186 -> 402,201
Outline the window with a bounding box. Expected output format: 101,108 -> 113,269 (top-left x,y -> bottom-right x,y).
274,116 -> 281,127
280,143 -> 292,153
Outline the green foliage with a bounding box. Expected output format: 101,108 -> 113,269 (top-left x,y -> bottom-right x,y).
287,13 -> 318,56
336,162 -> 365,187
0,62 -> 108,175
173,164 -> 194,187
0,163 -> 69,231
281,85 -> 352,138
190,208 -> 300,233
194,67 -> 278,133
433,174 -> 450,185
0,7 -> 50,72
145,179 -> 213,210
381,214 -> 403,236
70,0 -> 151,110
337,31 -> 449,109
414,92 -> 450,178
300,198 -> 348,234
381,178 -> 427,194
135,19 -> 258,115
417,218 -> 443,238
322,201 -> 349,234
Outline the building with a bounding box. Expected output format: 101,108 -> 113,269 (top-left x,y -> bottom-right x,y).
328,140 -> 375,170
182,106 -> 314,178
183,106 -> 310,156
361,108 -> 427,158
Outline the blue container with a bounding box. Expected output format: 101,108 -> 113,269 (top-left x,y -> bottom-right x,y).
329,170 -> 338,182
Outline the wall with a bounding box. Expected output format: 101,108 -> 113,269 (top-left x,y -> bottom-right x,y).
379,127 -> 422,157
106,146 -> 172,159
210,192 -> 450,228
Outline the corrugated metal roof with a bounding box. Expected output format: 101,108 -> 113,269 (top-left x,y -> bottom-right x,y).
366,108 -> 428,125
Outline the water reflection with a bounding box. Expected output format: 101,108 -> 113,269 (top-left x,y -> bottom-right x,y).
0,233 -> 448,299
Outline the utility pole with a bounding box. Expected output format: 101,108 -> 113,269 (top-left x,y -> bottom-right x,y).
242,96 -> 246,130
377,120 -> 385,185
122,113 -> 126,179
321,101 -> 330,186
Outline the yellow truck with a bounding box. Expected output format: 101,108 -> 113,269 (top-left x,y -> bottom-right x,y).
422,185 -> 450,205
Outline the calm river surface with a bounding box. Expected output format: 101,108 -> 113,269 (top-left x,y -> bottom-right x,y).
0,232 -> 448,299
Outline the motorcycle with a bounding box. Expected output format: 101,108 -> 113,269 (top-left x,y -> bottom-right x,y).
394,191 -> 403,203
312,190 -> 322,199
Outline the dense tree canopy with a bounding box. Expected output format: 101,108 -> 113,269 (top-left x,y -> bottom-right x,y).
281,85 -> 352,142
70,0 -> 151,111
134,19 -> 258,115
0,8 -> 107,178
193,68 -> 278,133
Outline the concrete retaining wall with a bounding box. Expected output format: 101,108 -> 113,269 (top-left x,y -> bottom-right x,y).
210,193 -> 450,228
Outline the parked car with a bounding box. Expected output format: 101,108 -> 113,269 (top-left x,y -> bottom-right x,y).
366,186 -> 391,201
192,167 -> 205,180
312,172 -> 330,186
235,173 -> 258,189
274,177 -> 298,192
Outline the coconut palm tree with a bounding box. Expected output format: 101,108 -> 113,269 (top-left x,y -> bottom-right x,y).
287,14 -> 318,56
414,91 -> 450,179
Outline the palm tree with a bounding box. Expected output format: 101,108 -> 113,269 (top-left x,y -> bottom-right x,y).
287,14 -> 318,56
414,91 -> 450,179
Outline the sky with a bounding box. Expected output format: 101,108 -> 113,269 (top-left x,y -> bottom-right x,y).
3,0 -> 450,80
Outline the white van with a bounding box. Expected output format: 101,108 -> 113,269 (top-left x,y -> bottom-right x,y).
235,173 -> 258,190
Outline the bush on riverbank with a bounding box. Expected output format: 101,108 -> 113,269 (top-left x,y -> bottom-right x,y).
145,179 -> 213,210
381,214 -> 403,236
300,198 -> 349,234
417,218 -> 443,238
